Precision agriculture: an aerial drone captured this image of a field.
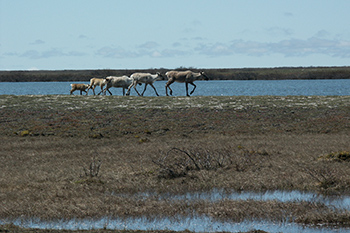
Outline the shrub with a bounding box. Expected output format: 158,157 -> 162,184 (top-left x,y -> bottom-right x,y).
152,146 -> 267,179
19,130 -> 30,137
319,151 -> 350,162
82,155 -> 102,178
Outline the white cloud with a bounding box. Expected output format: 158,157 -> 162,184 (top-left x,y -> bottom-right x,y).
138,41 -> 159,49
95,44 -> 190,59
151,51 -> 162,57
158,48 -> 189,57
192,37 -> 205,41
181,20 -> 203,34
195,37 -> 350,58
266,27 -> 293,37
30,39 -> 45,45
314,30 -> 330,38
195,43 -> 231,56
95,46 -> 138,58
4,52 -> 19,56
19,48 -> 86,59
270,37 -> 350,57
78,34 -> 88,39
67,51 -> 86,56
284,12 -> 293,17
231,40 -> 269,56
20,50 -> 42,59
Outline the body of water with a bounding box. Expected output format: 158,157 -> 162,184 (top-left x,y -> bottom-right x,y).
2,216 -> 348,233
2,190 -> 350,232
0,79 -> 349,96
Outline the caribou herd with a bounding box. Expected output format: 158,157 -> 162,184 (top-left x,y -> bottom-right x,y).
70,70 -> 209,97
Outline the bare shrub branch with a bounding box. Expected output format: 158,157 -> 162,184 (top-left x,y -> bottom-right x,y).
153,147 -> 251,179
298,163 -> 340,191
83,155 -> 102,178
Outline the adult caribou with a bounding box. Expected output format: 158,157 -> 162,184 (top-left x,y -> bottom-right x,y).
103,75 -> 134,96
165,70 -> 209,96
126,72 -> 163,96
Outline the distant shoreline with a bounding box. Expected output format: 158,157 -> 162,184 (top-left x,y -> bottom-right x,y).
1,66 -> 350,82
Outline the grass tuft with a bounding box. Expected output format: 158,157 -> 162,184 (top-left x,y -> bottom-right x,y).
319,151 -> 350,162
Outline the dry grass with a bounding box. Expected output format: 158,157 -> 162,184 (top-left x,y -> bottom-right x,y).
0,223 -> 192,233
1,95 -> 350,231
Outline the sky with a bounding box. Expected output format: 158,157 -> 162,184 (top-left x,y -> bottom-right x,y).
1,0 -> 350,70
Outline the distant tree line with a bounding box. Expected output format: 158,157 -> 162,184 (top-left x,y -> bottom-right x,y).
0,66 -> 349,82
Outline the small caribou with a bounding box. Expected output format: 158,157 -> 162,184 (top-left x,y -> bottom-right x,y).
104,75 -> 134,96
70,83 -> 89,95
126,72 -> 163,96
165,70 -> 209,96
86,78 -> 106,95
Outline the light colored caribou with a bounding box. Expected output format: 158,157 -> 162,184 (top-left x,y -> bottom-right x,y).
70,83 -> 89,95
165,70 -> 209,96
126,72 -> 163,96
86,78 -> 106,95
103,75 -> 134,96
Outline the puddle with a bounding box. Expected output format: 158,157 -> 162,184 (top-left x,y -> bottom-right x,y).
112,189 -> 350,210
2,190 -> 350,232
2,216 -> 348,233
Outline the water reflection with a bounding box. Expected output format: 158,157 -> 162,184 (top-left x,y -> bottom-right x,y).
112,189 -> 350,210
2,190 -> 350,232
2,216 -> 349,233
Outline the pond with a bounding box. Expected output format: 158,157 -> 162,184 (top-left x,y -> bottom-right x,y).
2,190 -> 350,232
0,79 -> 349,96
2,216 -> 348,233
112,189 -> 350,211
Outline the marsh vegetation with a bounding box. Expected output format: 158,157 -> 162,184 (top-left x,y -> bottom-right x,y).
1,95 -> 350,232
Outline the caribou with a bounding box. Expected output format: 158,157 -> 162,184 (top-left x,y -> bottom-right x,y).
165,70 -> 209,96
126,72 -> 163,96
70,83 -> 89,95
86,78 -> 106,95
103,75 -> 134,96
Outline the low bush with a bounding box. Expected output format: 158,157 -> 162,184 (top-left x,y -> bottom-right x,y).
319,151 -> 350,162
153,146 -> 269,179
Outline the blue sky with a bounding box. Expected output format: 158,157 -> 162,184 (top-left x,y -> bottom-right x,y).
1,0 -> 350,70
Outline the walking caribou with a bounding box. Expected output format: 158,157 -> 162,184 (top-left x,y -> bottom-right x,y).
126,72 -> 163,96
165,70 -> 209,96
86,78 -> 106,95
103,75 -> 134,96
70,83 -> 89,95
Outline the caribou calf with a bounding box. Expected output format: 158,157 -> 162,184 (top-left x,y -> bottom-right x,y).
70,84 -> 89,95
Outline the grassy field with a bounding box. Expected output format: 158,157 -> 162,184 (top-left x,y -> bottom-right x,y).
1,95 -> 350,232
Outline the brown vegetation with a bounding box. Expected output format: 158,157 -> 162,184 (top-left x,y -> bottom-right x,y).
0,95 -> 350,232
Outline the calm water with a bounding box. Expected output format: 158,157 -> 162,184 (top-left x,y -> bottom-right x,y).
0,79 -> 349,96
2,190 -> 350,232
112,189 -> 350,211
2,217 -> 348,233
